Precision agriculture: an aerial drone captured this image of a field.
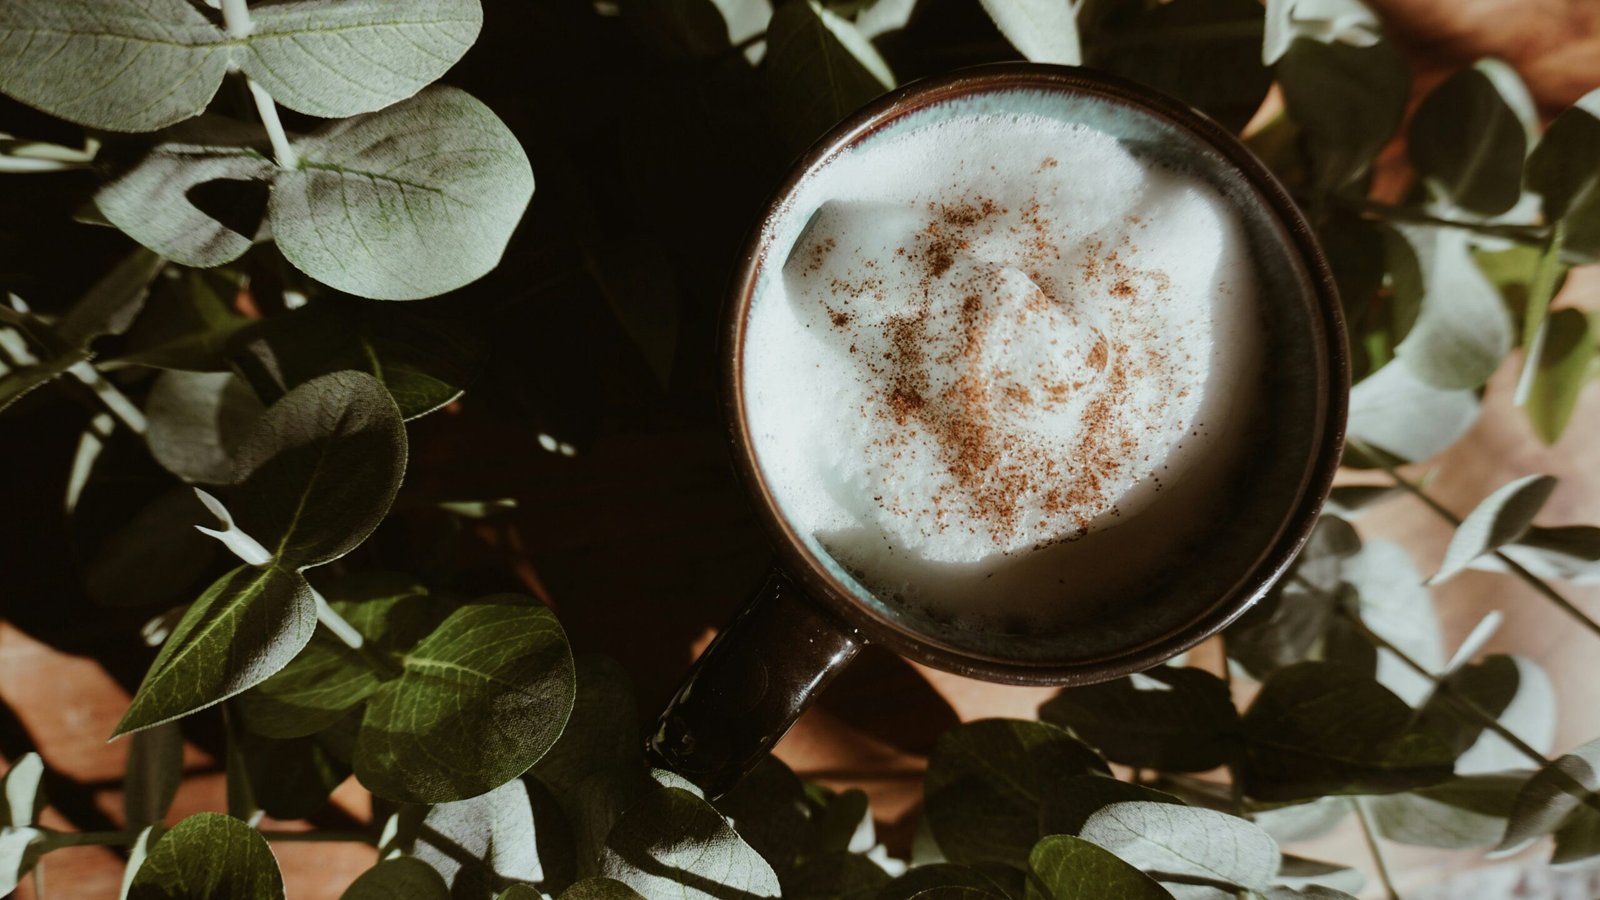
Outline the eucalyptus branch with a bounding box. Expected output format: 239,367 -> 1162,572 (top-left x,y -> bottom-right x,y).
1352,798 -> 1401,900
1354,199 -> 1549,245
218,0 -> 298,169
1348,438 -> 1600,643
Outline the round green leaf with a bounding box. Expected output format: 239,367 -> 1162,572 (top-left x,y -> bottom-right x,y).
1262,0 -> 1379,64
230,370 -> 407,569
784,852 -> 892,899
598,786 -> 781,899
925,719 -> 1109,866
115,564 -> 315,736
1432,475 -> 1557,584
128,812 -> 285,900
147,371 -> 265,485
1368,772 -> 1529,849
1040,667 -> 1241,772
107,269 -> 251,373
1277,37 -> 1408,193
1343,538 -> 1445,705
881,863 -> 1021,900
1077,802 -> 1279,891
343,858 -> 449,900
1392,225 -> 1513,391
355,595 -> 576,804
413,779 -> 544,897
560,878 -> 646,899
1026,835 -> 1172,900
87,487 -> 220,608
271,86 -> 535,302
1526,90 -> 1600,263
97,141 -> 276,267
1039,775 -> 1182,838
765,1 -> 895,155
1407,59 -> 1535,216
1498,737 -> 1600,864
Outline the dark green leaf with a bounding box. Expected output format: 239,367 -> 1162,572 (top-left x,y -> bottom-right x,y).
1041,667 -> 1240,772
115,564 -> 315,736
766,0 -> 895,154
1078,802 -> 1279,891
1225,516 -> 1360,679
1277,37 -> 1408,193
97,142 -> 275,267
713,755 -> 811,876
237,730 -> 350,821
1526,309 -> 1598,444
881,863 -> 1023,900
87,487 -> 219,608
128,812 -> 284,900
1498,737 -> 1600,863
230,371 -> 407,569
355,595 -> 576,804
120,825 -> 166,900
56,248 -> 167,349
1368,772 -> 1528,849
1407,60 -> 1534,216
583,236 -> 680,389
1039,775 -> 1183,838
271,87 -> 534,301
1273,853 -> 1364,894
784,852 -> 891,899
1433,475 -> 1556,584
1026,834 -> 1173,900
1502,524 -> 1600,582
414,779 -> 544,899
1525,90 -> 1600,263
1342,538 -> 1443,705
146,371 -> 265,485
105,270 -> 250,373
925,719 -> 1108,865
559,879 -> 646,900
125,724 -> 184,829
0,343 -> 88,415
1413,655 -> 1522,759
1240,663 -> 1455,801
599,786 -> 781,899
343,858 -> 450,900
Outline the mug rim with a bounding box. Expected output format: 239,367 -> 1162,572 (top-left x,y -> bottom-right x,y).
723,62 -> 1348,686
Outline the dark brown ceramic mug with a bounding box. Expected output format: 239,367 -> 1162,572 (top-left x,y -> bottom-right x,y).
647,63 -> 1348,798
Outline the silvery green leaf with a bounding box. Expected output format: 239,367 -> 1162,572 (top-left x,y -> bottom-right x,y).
1039,775 -> 1182,839
146,371 -> 265,485
1262,0 -> 1379,64
120,825 -> 166,900
1260,888 -> 1358,900
1368,772 -> 1529,849
1342,539 -> 1444,706
1025,835 -> 1171,900
599,786 -> 781,899
765,1 -> 894,153
242,0 -> 482,119
115,564 -> 315,736
978,0 -> 1081,65
1393,226 -> 1513,391
1078,803 -> 1279,891
125,723 -> 184,828
1454,656 -> 1556,774
1,753 -> 44,828
1498,737 -> 1600,863
0,826 -> 42,897
1276,37 -> 1407,193
1040,667 -> 1241,772
1488,524 -> 1600,584
1252,797 -> 1350,843
129,813 -> 284,899
1274,854 -> 1363,894
925,719 -> 1108,866
1408,60 -> 1536,216
1432,475 -> 1557,584
1347,360 -> 1479,462
1526,309 -> 1598,444
97,143 -> 275,267
1324,484 -> 1403,516
230,371 -> 407,569
342,857 -> 450,900
1526,89 -> 1600,263
271,86 -> 534,301
414,779 -> 543,897
560,879 -> 646,899
354,595 -> 576,804
855,0 -> 916,39
0,0 -> 231,132
880,863 -> 1023,899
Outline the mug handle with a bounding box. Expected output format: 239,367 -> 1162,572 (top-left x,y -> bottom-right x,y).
646,570 -> 863,798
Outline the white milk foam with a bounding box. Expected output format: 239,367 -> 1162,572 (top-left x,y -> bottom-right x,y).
744,109 -> 1263,628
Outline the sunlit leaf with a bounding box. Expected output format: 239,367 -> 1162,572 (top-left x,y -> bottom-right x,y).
1026,834 -> 1171,900
342,858 -> 449,900
1342,538 -> 1444,705
413,779 -> 545,897
1262,0 -> 1379,64
1433,475 -> 1556,584
0,753 -> 44,828
97,141 -> 275,267
559,879 -> 647,900
1347,360 -> 1479,462
1368,772 -> 1528,849
145,371 -> 265,485
978,0 -> 1081,65
128,812 -> 285,900
1392,226 -> 1513,391
599,785 -> 781,899
1078,802 -> 1279,892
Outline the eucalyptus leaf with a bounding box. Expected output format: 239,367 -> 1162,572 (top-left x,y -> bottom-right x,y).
237,730 -> 350,820
107,270 -> 250,372
1346,360 -> 1479,462
1407,59 -> 1535,216
1274,854 -> 1363,894
713,754 -> 812,878
120,825 -> 166,900
97,142 -> 275,267
0,826 -> 42,897
1240,662 -> 1455,801
784,851 -> 891,899
1251,797 -> 1350,844
560,879 -> 647,900
1259,888 -> 1358,900
1368,772 -> 1528,849
87,487 -> 220,610
1493,524 -> 1600,583
0,345 -> 88,415
766,1 -> 895,154
0,0 -> 481,132
414,778 -> 544,899
1,753 -> 44,828
343,857 -> 450,900
880,863 -> 1023,900
354,594 -> 576,804
1525,90 -> 1600,263
230,370 -> 407,569
146,371 -> 265,485
1040,775 -> 1183,838
978,0 -> 1082,65
1026,834 -> 1172,900
1040,667 -> 1240,772
125,723 -> 184,829
534,655 -> 640,794
1526,309 -> 1598,444
1432,475 -> 1556,584
1078,802 -> 1279,891
1392,226 -> 1513,391
1498,737 -> 1600,863
128,812 -> 285,900
1413,655 -> 1522,762
1261,0 -> 1379,64
1225,515 -> 1360,679
599,785 -> 782,899
115,564 -> 315,736
1342,538 -> 1444,705
57,248 -> 169,349
270,87 -> 534,301
1276,37 -> 1408,193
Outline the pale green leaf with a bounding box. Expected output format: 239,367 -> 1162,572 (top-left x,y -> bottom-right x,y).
1347,360 -> 1479,462
0,826 -> 42,897
128,812 -> 285,900
1,753 -> 44,828
765,1 -> 894,154
88,487 -> 219,608
1252,798 -> 1350,844
115,564 -> 315,736
1498,737 -> 1600,864
1342,539 -> 1444,705
1368,772 -> 1528,849
354,595 -> 576,804
343,858 -> 449,900
1393,226 -> 1514,391
120,825 -> 166,900
1026,835 -> 1171,900
1039,775 -> 1182,839
97,143 -> 274,267
414,779 -> 544,897
978,0 -> 1081,65
598,786 -> 781,899
271,86 -> 534,302
1040,667 -> 1241,773
1433,475 -> 1557,584
125,723 -> 184,828
146,371 -> 265,484
1408,59 -> 1535,216
1492,524 -> 1600,583
1078,803 -> 1279,891
1259,888 -> 1358,900
1526,309 -> 1598,444
1262,0 -> 1379,64
230,371 -> 407,569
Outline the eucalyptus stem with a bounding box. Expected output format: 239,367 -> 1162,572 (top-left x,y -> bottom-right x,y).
219,0 -> 299,169
1348,438 -> 1600,643
67,361 -> 147,435
1513,219 -> 1569,406
312,587 -> 404,678
1352,798 -> 1402,900
1355,199 -> 1550,244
